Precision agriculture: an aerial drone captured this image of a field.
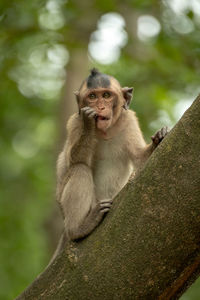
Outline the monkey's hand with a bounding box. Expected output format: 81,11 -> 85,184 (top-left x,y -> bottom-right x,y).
99,199 -> 113,214
151,126 -> 169,146
87,199 -> 113,227
81,106 -> 97,129
68,199 -> 113,240
90,199 -> 113,223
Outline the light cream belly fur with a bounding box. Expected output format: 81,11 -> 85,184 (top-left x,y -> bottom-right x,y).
93,137 -> 133,200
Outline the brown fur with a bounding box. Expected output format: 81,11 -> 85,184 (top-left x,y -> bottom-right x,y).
56,71 -> 169,241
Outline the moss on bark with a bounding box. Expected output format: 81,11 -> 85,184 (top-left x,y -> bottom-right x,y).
16,95 -> 200,300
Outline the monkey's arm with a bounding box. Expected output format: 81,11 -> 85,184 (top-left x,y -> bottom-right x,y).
57,108 -> 111,240
135,126 -> 169,167
65,109 -> 97,168
56,109 -> 97,201
58,162 -> 112,240
126,112 -> 169,169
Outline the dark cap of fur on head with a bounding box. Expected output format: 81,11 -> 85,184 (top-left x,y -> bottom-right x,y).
86,68 -> 111,89
90,68 -> 101,77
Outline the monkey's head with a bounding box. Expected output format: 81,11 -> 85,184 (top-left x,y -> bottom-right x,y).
75,68 -> 133,132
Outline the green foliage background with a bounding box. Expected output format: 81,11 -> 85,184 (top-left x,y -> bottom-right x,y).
0,0 -> 200,299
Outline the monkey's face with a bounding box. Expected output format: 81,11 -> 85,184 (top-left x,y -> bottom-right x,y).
83,88 -> 121,132
76,69 -> 133,133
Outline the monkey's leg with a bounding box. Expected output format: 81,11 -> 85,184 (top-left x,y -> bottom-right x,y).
61,164 -> 111,240
69,198 -> 112,240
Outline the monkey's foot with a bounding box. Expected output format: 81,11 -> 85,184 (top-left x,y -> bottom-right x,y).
99,199 -> 113,213
151,126 -> 169,146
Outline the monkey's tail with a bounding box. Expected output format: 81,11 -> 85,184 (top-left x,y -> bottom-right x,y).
46,230 -> 68,268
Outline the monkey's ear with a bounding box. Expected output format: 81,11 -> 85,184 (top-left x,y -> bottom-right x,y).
122,87 -> 134,110
74,91 -> 79,98
74,91 -> 81,114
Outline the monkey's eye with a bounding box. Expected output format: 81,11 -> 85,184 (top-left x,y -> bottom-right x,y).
103,92 -> 111,99
88,93 -> 96,100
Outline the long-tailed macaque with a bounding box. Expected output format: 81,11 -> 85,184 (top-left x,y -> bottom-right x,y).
57,69 -> 169,241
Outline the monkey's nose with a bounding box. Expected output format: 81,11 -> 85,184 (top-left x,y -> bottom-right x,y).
97,102 -> 105,110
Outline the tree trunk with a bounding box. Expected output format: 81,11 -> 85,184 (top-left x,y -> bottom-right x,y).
16,95 -> 200,300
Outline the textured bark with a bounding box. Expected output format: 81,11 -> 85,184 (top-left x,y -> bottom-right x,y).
16,95 -> 200,300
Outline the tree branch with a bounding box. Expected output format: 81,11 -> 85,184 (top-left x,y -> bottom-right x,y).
16,95 -> 200,300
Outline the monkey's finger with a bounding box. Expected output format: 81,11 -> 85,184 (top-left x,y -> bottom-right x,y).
151,134 -> 159,143
100,203 -> 112,209
161,127 -> 165,137
100,199 -> 112,210
100,199 -> 113,208
82,107 -> 95,113
165,126 -> 170,134
161,127 -> 167,137
82,107 -> 97,119
85,108 -> 95,114
100,208 -> 110,214
100,199 -> 113,204
81,107 -> 93,116
88,111 -> 97,119
81,106 -> 91,112
158,130 -> 162,140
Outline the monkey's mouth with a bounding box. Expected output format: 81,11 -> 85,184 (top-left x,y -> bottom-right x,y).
96,115 -> 111,130
96,115 -> 110,121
